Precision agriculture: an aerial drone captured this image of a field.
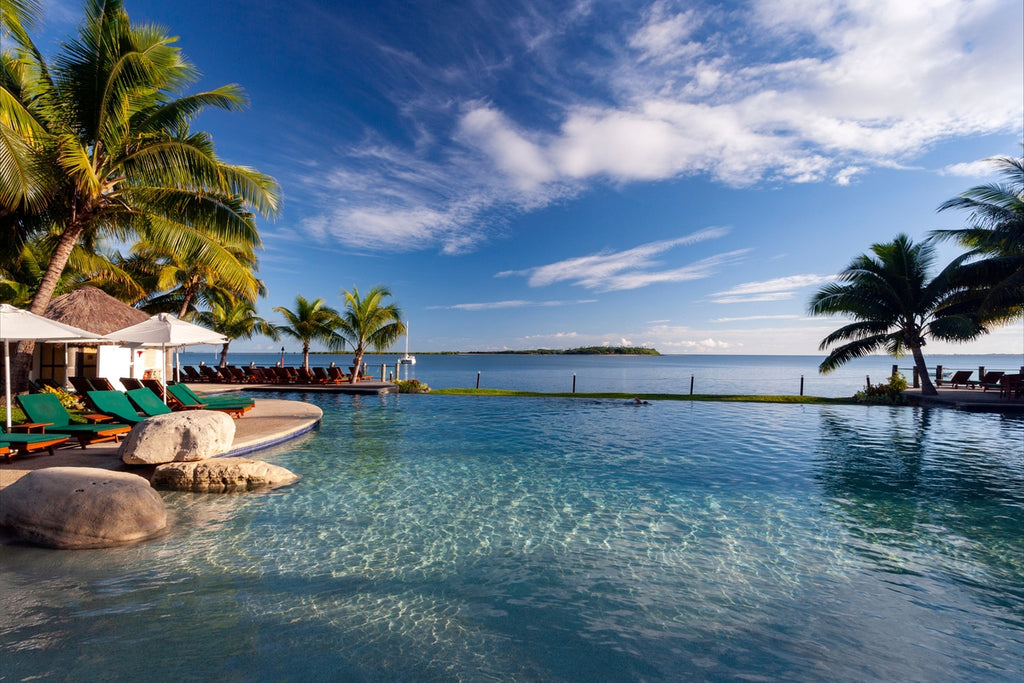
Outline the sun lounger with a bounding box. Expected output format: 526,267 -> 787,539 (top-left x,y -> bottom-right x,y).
16,393 -> 132,448
69,376 -> 96,395
200,366 -> 221,382
119,377 -> 145,390
125,388 -> 174,417
937,370 -> 973,388
0,429 -> 71,462
182,366 -> 205,382
313,367 -> 332,384
968,371 -> 1006,391
86,390 -> 147,424
165,383 -> 254,418
327,367 -> 349,383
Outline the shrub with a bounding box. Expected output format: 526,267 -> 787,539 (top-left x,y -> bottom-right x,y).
394,379 -> 430,393
41,384 -> 83,410
854,373 -> 908,405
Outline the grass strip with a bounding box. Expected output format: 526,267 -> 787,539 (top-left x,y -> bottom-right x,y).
431,388 -> 855,404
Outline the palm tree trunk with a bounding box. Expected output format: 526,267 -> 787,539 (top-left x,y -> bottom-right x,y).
218,342 -> 230,368
350,349 -> 364,383
911,345 -> 937,396
11,223 -> 86,392
302,342 -> 310,371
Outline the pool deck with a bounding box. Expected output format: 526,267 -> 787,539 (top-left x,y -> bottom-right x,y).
0,398 -> 323,490
194,380 -> 397,395
904,387 -> 1024,413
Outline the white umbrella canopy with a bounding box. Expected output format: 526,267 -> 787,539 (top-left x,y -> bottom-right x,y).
106,312 -> 227,347
106,313 -> 227,401
0,303 -> 106,431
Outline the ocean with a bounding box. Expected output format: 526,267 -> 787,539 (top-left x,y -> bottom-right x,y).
180,351 -> 1024,397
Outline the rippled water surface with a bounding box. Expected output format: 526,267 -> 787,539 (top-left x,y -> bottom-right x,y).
2,394 -> 1024,680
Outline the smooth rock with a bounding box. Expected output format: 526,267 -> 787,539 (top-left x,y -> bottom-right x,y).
0,467 -> 167,549
120,410 -> 235,465
152,458 -> 300,492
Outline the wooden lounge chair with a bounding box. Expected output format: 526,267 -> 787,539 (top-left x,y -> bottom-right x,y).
140,377 -> 167,401
0,429 -> 71,462
125,388 -> 174,417
296,367 -> 318,384
937,370 -> 973,388
313,367 -> 332,384
327,367 -> 349,383
120,377 -> 145,390
165,383 -> 254,418
969,371 -> 1006,391
200,365 -> 221,382
181,365 -> 205,382
69,376 -> 96,395
16,393 -> 131,448
86,390 -> 147,424
999,374 -> 1023,399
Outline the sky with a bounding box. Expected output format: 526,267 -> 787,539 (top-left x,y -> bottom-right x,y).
37,0 -> 1024,356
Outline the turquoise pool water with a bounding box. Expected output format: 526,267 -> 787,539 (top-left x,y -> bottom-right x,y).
2,394 -> 1023,680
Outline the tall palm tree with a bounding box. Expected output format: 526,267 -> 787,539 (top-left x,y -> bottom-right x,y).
273,296 -> 345,371
932,154 -> 1024,322
1,0 -> 279,389
336,286 -> 405,383
809,234 -> 983,396
195,292 -> 278,368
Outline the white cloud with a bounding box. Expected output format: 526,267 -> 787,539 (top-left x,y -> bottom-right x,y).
436,299 -> 598,311
295,0 -> 1022,253
499,228 -> 737,291
711,274 -> 833,303
940,158 -> 1005,178
711,314 -> 802,323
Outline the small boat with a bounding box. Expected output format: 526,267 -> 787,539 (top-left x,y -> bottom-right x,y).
399,321 -> 416,365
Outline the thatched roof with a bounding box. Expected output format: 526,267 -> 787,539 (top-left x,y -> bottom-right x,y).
45,286 -> 150,335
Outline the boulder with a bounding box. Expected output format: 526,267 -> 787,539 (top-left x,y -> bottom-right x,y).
151,458 -> 300,492
120,410 -> 235,465
0,467 -> 167,549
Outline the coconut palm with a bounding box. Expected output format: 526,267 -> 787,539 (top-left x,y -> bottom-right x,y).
809,234 -> 983,396
931,154 -> 1024,321
273,296 -> 345,371
195,292 -> 278,368
336,286 -> 405,383
1,0 -> 279,388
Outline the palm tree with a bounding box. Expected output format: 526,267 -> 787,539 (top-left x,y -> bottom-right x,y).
809,234 -> 983,396
1,0 -> 279,388
195,292 -> 278,368
273,296 -> 345,371
932,154 -> 1024,322
336,286 -> 405,383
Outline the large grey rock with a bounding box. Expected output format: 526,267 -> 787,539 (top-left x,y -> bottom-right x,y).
151,458 -> 300,492
120,411 -> 235,465
0,467 -> 167,549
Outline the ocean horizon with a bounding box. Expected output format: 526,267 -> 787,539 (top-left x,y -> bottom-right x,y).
180,352 -> 1024,398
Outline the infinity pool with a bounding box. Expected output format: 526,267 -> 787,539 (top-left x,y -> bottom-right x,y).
2,394 -> 1023,680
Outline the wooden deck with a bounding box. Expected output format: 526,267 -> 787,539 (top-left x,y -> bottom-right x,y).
903,387 -> 1024,413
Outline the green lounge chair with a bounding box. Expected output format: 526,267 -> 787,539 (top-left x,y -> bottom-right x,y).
125,387 -> 173,417
86,390 -> 147,425
0,429 -> 71,462
16,393 -> 131,448
165,383 -> 253,418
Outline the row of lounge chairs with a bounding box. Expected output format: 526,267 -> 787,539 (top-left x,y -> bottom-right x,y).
3,379 -> 257,462
935,370 -> 1023,398
180,365 -> 374,384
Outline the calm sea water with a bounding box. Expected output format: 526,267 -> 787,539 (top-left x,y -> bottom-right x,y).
2,393 -> 1023,680
182,351 -> 1024,397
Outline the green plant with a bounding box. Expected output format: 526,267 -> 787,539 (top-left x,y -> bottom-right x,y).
395,379 -> 430,393
854,373 -> 908,405
41,385 -> 83,410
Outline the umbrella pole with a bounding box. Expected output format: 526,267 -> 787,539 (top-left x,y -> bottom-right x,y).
4,340 -> 11,432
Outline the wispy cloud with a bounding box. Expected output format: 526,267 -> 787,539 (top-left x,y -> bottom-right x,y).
710,314 -> 802,323
710,274 -> 832,304
295,0 -> 1022,253
940,158 -> 1005,178
498,228 -> 739,291
432,299 -> 597,311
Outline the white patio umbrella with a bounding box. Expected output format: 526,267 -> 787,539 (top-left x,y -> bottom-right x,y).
106,313 -> 227,401
0,303 -> 106,431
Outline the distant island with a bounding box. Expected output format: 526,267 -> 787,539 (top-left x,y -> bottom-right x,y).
467,346 -> 660,356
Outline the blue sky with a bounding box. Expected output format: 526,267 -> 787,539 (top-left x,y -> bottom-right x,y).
39,0 -> 1024,355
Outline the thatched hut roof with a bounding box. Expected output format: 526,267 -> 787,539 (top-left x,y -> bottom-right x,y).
45,287 -> 150,335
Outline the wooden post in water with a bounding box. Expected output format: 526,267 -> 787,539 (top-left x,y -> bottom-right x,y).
690,375 -> 694,395
936,365 -> 943,383
866,375 -> 871,389
891,364 -> 899,379
572,373 -> 576,393
979,366 -> 986,382
476,371 -> 481,389
380,363 -> 386,381
800,375 -> 804,396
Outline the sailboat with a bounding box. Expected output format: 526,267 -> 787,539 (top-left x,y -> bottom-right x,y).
399,321 -> 416,365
